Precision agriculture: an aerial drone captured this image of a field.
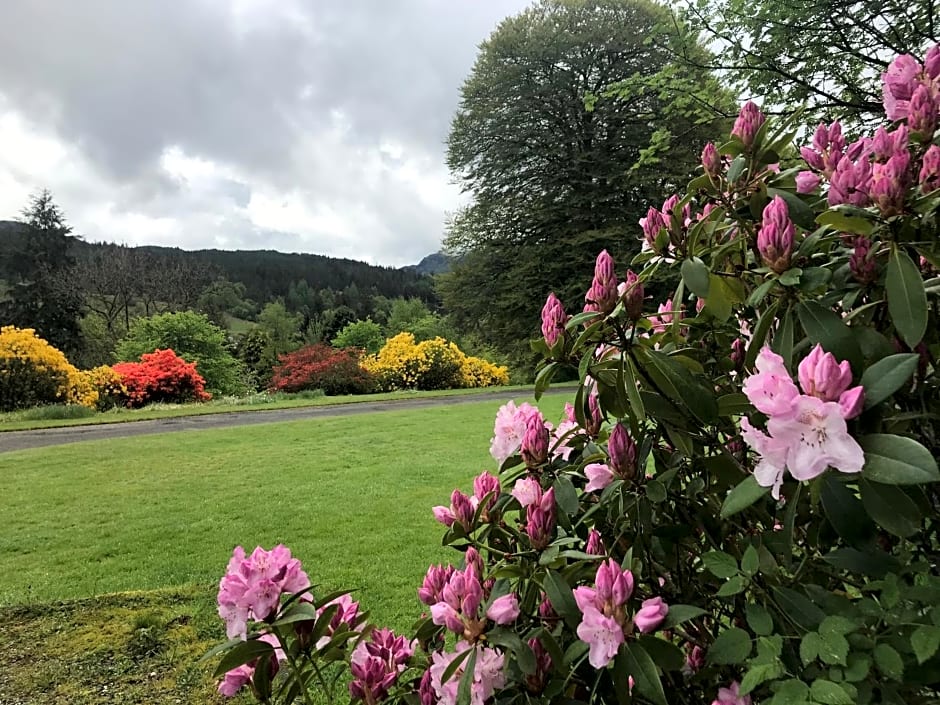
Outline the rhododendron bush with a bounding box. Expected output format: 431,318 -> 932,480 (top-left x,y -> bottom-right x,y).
205,48 -> 940,704
112,348 -> 211,407
270,344 -> 375,396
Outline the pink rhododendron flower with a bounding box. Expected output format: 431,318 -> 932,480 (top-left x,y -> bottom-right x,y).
218,664 -> 254,697
757,196 -> 795,273
829,154 -> 872,207
796,170 -> 821,193
429,643 -> 505,705
649,298 -> 686,335
797,344 -> 853,401
683,645 -> 705,676
486,594 -> 520,624
576,607 -> 624,668
511,477 -> 542,508
731,101 -> 765,148
742,348 -> 799,417
633,597 -> 668,633
584,250 -> 619,314
472,471 -> 501,519
919,144 -> 940,191
712,680 -> 752,705
741,417 -> 789,499
349,628 -> 414,704
767,395 -> 865,480
585,462 -> 615,492
490,401 -> 544,465
419,564 -> 455,606
432,489 -> 475,532
551,418 -> 581,461
870,149 -> 911,216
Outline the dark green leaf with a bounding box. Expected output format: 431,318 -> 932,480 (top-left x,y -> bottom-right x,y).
912,625 -> 940,664
797,301 -> 862,372
718,393 -> 751,416
717,575 -> 747,596
859,480 -> 921,537
745,299 -> 781,367
741,545 -> 760,577
213,638 -> 274,678
553,475 -> 579,516
873,643 -> 904,681
681,258 -> 710,297
702,551 -> 738,579
810,679 -> 853,704
622,642 -> 667,705
727,155 -> 746,182
708,627 -> 751,665
816,209 -> 874,235
638,635 -> 685,672
720,475 -> 770,519
663,604 -> 706,629
773,587 -> 825,629
860,434 -> 940,484
739,661 -> 785,695
746,604 -> 773,636
801,632 -> 822,665
859,353 -> 919,409
820,475 -> 873,546
542,570 -> 581,628
822,547 -> 899,577
455,646 -> 478,705
886,246 -> 928,348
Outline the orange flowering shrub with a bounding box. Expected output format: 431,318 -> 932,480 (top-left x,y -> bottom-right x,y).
363,333 -> 508,391
113,348 -> 211,407
0,325 -> 96,411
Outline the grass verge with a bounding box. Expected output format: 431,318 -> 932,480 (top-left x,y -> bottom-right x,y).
0,394 -> 570,703
0,383 -> 566,432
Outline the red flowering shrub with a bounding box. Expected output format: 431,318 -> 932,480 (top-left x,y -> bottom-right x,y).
112,348 -> 212,407
270,344 -> 374,395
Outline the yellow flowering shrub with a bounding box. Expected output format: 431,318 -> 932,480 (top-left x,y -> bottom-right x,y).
460,355 -> 510,388
79,365 -> 126,410
362,332 -> 508,391
0,325 -> 97,411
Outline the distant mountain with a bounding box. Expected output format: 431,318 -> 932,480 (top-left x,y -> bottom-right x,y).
407,251 -> 452,275
0,220 -> 435,303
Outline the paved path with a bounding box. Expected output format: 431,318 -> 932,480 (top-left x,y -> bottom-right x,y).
0,388 -> 570,454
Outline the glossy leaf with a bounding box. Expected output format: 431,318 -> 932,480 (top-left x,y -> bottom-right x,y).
860,434 -> 940,485
859,353 -> 919,408
886,245 -> 928,348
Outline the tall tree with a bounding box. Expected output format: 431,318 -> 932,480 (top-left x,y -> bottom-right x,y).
1,190 -> 83,354
681,0 -> 939,126
441,0 -> 729,369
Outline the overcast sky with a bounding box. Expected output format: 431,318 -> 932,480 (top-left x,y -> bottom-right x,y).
0,0 -> 532,266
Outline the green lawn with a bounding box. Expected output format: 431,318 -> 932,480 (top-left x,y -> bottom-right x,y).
0,393 -> 569,703
0,383 -> 554,432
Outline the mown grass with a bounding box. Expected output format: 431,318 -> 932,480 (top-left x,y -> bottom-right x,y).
0,394 -> 569,703
0,383 -> 555,432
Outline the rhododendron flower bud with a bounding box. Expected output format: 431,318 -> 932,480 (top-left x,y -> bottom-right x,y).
525,487 -> 556,550
919,144 -> 940,191
539,593 -> 559,625
871,150 -> 910,216
585,250 -> 618,314
838,386 -> 865,420
871,125 -> 909,161
731,337 -> 746,370
486,594 -> 520,624
594,558 -> 634,607
473,472 -> 500,518
795,170 -> 821,193
585,392 -> 603,437
640,206 -> 667,252
521,414 -> 550,468
927,44 -> 940,79
541,292 -> 566,347
828,155 -> 872,207
634,596 -> 669,633
419,669 -> 435,705
798,344 -> 853,401
701,141 -> 721,178
712,680 -> 752,705
432,489 -> 475,532
757,196 -> 794,274
607,422 -> 637,479
616,269 -> 644,321
850,236 -> 878,284
683,645 -> 705,676
882,53 -> 922,120
525,638 -> 553,694
909,84 -> 939,138
464,546 -> 484,580
586,528 -> 606,555
419,564 -> 455,606
845,137 -> 871,162
732,101 -> 765,148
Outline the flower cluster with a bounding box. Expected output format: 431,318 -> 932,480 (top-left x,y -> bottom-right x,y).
271,343 -> 375,395
574,559 -> 669,668
741,346 -> 865,498
432,471 -> 502,531
363,333 -> 508,392
0,325 -> 92,411
112,348 -> 211,407
349,628 -> 414,705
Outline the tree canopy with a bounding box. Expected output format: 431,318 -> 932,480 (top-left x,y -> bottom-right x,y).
440,0 -> 730,369
682,0 -> 940,126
